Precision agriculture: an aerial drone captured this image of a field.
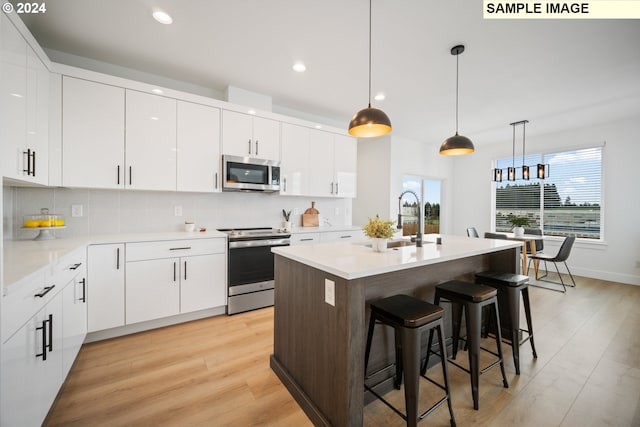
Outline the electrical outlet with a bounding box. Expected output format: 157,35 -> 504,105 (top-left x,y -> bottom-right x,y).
174,205 -> 183,217
71,204 -> 83,217
325,279 -> 335,306
334,207 -> 340,216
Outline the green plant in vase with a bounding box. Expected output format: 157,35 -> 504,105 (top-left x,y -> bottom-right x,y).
508,214 -> 530,236
363,215 -> 395,252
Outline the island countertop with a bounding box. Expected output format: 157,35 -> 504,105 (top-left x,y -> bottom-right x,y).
272,234 -> 522,280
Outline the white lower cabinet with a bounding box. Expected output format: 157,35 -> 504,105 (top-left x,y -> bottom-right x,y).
125,239 -> 226,325
87,244 -> 125,332
1,249 -> 86,427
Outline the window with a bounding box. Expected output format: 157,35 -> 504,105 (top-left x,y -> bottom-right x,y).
494,146 -> 603,239
401,176 -> 441,236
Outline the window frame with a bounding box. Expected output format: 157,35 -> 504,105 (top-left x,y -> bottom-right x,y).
492,144 -> 605,242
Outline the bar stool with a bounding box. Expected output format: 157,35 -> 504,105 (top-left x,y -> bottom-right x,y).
364,294 -> 456,427
475,271 -> 537,375
425,280 -> 509,410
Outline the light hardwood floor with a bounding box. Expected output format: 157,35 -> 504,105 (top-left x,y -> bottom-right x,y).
45,275 -> 640,427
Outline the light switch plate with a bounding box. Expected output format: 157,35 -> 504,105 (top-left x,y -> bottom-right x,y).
325,279 -> 335,306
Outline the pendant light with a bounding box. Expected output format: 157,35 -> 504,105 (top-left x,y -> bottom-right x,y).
439,44 -> 474,155
348,0 -> 392,138
492,120 -> 549,182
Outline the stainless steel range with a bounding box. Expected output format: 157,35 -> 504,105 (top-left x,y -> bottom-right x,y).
218,227 -> 291,315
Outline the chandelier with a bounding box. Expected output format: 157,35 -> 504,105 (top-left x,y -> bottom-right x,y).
492,120 -> 549,182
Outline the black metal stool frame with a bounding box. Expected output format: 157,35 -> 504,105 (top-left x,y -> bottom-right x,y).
364,306 -> 456,427
425,288 -> 509,410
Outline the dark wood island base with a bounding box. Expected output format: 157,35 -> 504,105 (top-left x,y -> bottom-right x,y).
270,240 -> 519,427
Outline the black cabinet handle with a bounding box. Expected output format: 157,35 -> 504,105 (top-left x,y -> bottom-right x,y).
34,285 -> 55,298
184,261 -> 187,280
79,278 -> 86,303
31,150 -> 36,176
214,172 -> 218,189
36,319 -> 47,360
129,166 -> 132,185
47,314 -> 53,352
116,247 -> 120,270
173,262 -> 177,282
248,139 -> 251,155
284,177 -> 287,192
117,165 -> 121,185
340,235 -> 352,239
300,238 -> 314,242
255,140 -> 259,156
70,262 -> 82,270
169,247 -> 192,251
336,182 -> 339,194
23,149 -> 32,175
330,182 -> 334,194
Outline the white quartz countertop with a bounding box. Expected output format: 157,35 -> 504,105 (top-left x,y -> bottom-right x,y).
289,225 -> 362,234
272,234 -> 522,280
3,230 -> 227,294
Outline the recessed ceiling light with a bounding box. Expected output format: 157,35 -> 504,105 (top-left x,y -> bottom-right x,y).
315,125 -> 322,129
374,92 -> 386,101
151,88 -> 164,94
292,62 -> 306,72
152,9 -> 173,24
150,116 -> 159,121
248,109 -> 256,115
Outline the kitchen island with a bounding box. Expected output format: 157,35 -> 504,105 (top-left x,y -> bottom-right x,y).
270,234 -> 522,427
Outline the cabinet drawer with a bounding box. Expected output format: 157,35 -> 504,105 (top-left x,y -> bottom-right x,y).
126,238 -> 226,261
2,270 -> 52,343
54,248 -> 85,289
290,233 -> 321,245
319,230 -> 363,242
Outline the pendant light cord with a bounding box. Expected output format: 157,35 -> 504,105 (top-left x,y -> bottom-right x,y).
455,52 -> 459,134
512,123 -> 515,168
522,120 -> 526,166
368,0 -> 372,108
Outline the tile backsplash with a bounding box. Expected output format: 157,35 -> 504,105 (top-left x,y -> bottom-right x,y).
3,186 -> 353,240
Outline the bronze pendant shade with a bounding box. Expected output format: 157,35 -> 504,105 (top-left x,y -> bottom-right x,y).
348,0 -> 392,138
439,45 -> 474,155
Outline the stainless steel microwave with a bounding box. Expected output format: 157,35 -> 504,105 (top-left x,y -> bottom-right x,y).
222,155 -> 281,192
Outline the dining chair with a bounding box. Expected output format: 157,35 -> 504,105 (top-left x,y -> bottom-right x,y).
523,228 -> 544,253
527,235 -> 576,292
467,227 -> 479,238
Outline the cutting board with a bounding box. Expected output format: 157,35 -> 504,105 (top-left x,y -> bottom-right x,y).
302,201 -> 319,227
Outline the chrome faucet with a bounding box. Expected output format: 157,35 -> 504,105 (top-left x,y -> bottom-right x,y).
397,190 -> 423,247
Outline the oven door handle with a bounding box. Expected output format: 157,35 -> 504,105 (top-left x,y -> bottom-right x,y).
229,239 -> 290,249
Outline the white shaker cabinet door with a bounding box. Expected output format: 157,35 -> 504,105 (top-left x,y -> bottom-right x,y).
125,90 -> 177,191
88,244 -> 125,332
177,101 -> 221,192
62,76 -> 125,188
180,253 -> 226,313
126,258 -> 180,324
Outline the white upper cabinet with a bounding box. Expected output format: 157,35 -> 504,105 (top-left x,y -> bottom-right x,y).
221,110 -> 280,160
0,14 -> 48,184
177,101 -> 221,192
280,123 -> 310,196
125,90 -> 177,191
62,76 -> 125,188
308,131 -> 357,198
333,134 -> 357,198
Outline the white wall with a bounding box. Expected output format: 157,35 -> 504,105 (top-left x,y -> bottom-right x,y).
4,187 -> 352,240
450,115 -> 640,285
353,134 -> 454,233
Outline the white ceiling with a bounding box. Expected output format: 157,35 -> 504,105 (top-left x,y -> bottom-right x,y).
16,0 -> 640,147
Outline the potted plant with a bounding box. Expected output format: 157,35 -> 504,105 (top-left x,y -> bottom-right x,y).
362,214 -> 396,252
508,214 -> 530,237
282,209 -> 292,232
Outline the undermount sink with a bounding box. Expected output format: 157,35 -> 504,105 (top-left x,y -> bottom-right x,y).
362,239 -> 416,248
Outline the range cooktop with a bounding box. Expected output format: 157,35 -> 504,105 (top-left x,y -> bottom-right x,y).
217,227 -> 291,240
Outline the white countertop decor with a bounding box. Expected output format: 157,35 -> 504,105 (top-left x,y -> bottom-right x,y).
272,234 -> 522,280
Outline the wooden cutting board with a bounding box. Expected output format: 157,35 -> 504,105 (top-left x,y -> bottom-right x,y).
302,201 -> 319,226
